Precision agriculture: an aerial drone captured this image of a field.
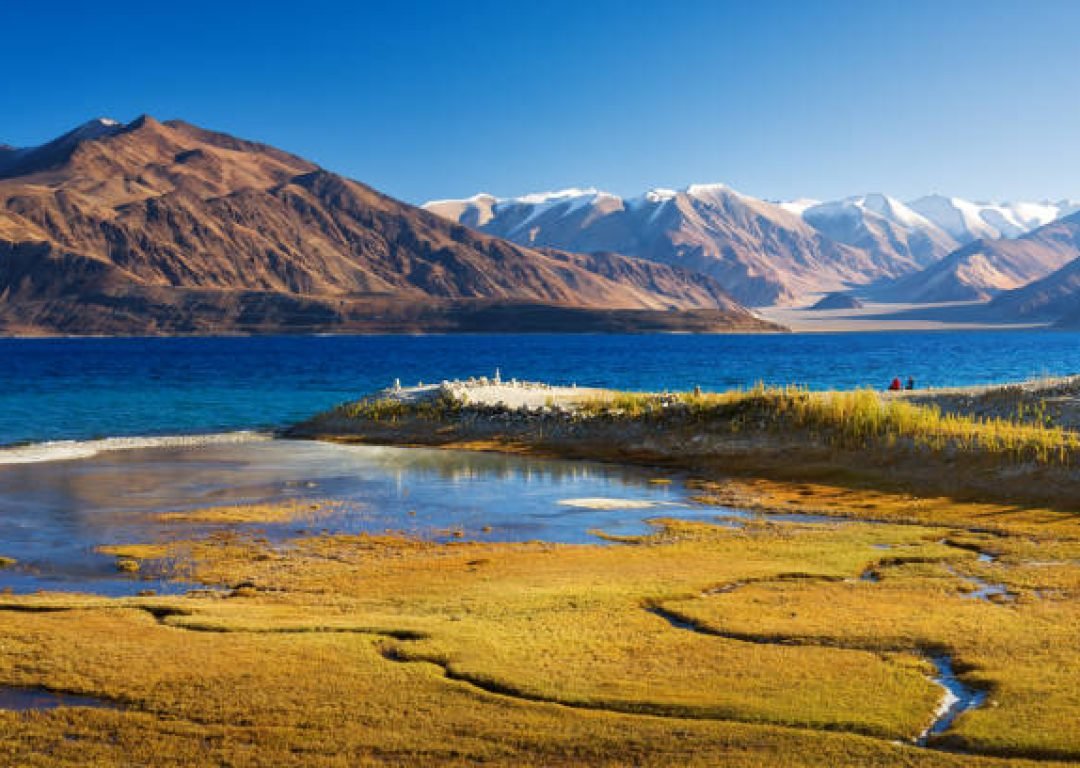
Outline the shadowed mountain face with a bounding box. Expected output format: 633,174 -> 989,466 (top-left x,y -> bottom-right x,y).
426,186 -> 919,307
0,118 -> 776,335
872,212 -> 1080,304
1054,299 -> 1080,329
987,250 -> 1080,325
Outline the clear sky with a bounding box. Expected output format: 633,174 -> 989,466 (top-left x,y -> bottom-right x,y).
4,0 -> 1079,204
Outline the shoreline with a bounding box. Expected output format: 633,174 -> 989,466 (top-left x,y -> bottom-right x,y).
6,373 -> 1076,472
757,300 -> 1055,333
289,376 -> 1080,511
0,431 -> 273,465
3,318 -> 1078,340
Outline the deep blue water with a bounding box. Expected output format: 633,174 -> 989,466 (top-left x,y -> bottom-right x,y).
1,331 -> 1078,445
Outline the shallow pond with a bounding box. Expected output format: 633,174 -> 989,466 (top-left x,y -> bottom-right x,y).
0,439 -> 739,595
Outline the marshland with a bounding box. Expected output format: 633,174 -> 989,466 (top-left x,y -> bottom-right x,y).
2,371 -> 1079,766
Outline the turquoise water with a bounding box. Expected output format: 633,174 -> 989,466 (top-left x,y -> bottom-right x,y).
1,331 -> 1078,445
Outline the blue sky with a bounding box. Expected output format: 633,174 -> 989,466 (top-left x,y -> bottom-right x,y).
3,0 -> 1079,204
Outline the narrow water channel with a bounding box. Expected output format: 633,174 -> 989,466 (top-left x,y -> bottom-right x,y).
917,655 -> 989,745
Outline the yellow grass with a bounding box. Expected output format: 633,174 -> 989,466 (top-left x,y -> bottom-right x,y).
2,492 -> 1078,765
96,543 -> 171,561
576,385 -> 1080,465
157,500 -> 344,525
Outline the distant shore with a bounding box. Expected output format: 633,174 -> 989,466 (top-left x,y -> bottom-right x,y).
758,300 -> 1052,333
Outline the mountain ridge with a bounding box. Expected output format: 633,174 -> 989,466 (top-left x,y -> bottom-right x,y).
426,185 -> 1080,307
426,184 -> 911,306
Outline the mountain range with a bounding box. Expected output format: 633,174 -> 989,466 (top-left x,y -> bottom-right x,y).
426,186 -> 904,306
426,186 -> 1080,321
4,115 -> 1078,335
0,118 -> 776,335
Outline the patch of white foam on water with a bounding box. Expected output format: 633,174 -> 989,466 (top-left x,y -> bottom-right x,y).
558,498 -> 663,510
918,684 -> 961,744
0,431 -> 272,465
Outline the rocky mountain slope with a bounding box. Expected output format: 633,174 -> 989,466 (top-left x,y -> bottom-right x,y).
798,194 -> 958,268
426,185 -> 915,306
873,212 -> 1080,303
984,249 -> 1080,324
0,117 -> 777,335
427,185 -> 1080,307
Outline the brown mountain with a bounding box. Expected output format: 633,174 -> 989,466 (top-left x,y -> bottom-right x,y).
425,185 -> 916,307
874,212 -> 1080,304
0,117 -> 778,335
986,253 -> 1080,325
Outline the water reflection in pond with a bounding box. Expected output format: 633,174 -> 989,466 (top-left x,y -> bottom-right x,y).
0,440 -> 738,595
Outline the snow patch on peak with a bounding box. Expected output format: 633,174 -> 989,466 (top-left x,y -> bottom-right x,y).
856,194 -> 933,229
779,198 -> 821,216
1006,201 -> 1064,228
643,188 -> 677,203
909,195 -> 1012,240
514,188 -> 600,205
857,193 -> 897,215
686,182 -> 731,198
423,192 -> 498,209
498,188 -> 613,234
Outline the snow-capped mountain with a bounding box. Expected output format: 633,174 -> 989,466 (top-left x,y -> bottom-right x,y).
873,210 -> 1080,305
425,185 -> 915,306
801,194 -> 958,268
426,185 -> 1080,307
907,195 -> 1080,242
979,211 -> 1080,318
778,198 -> 821,217
792,193 -> 1080,267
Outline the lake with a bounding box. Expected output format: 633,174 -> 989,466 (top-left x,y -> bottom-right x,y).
2,331 -> 1078,446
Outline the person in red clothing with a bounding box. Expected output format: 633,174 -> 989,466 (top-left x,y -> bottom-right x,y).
888,377 -> 902,391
